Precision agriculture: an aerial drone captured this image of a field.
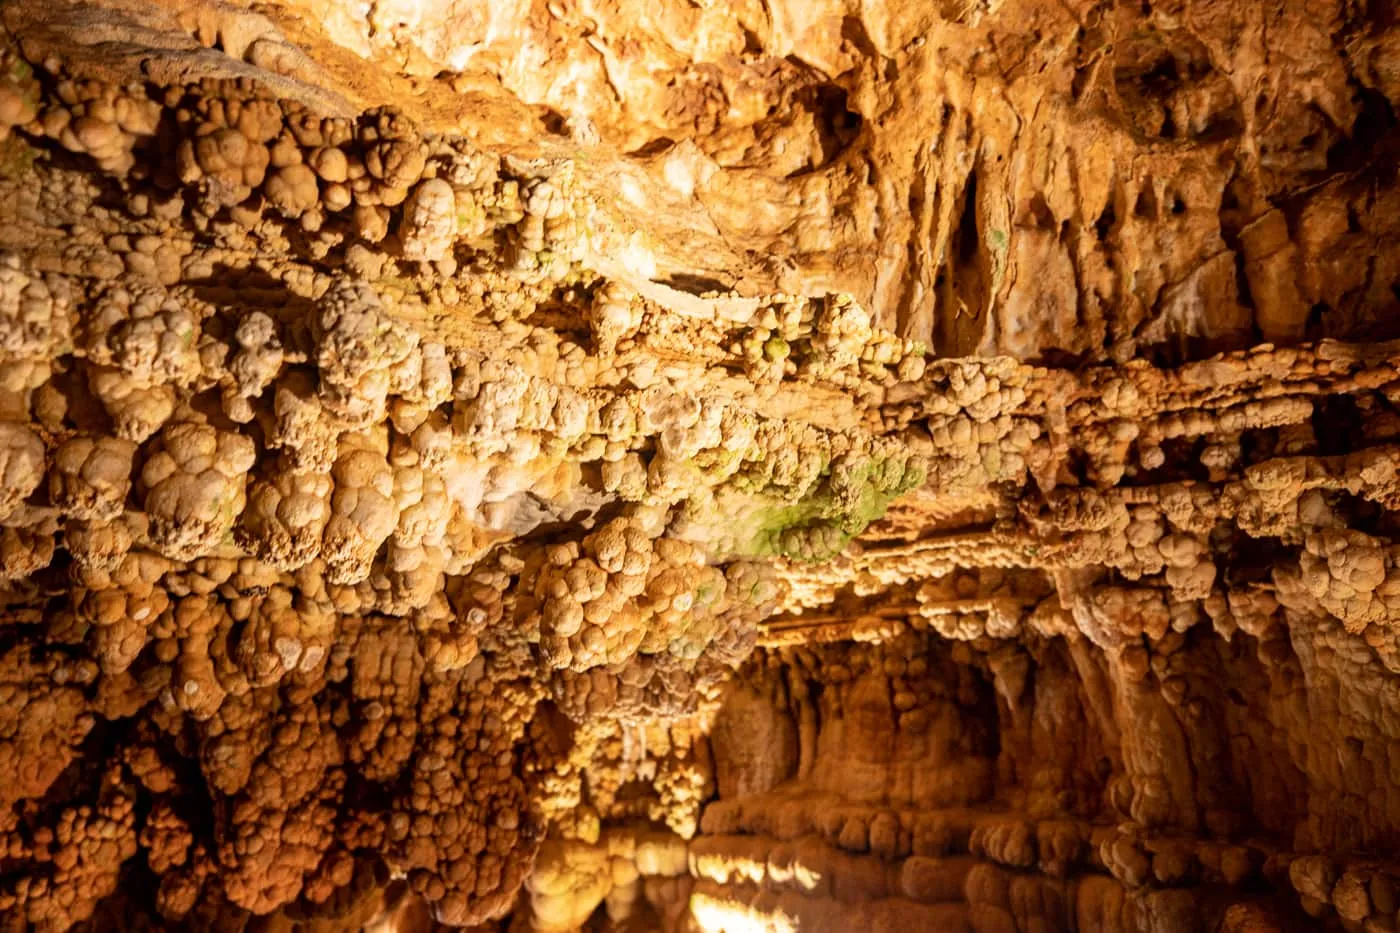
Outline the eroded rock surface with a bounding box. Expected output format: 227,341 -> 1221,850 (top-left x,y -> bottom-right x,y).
0,0 -> 1396,929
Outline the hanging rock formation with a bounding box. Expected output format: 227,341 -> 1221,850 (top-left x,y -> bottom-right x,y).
0,0 -> 1397,929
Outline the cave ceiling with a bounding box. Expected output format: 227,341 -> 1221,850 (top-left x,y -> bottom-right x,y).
0,0 -> 1398,930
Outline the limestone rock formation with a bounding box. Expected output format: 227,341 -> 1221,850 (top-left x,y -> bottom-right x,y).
0,0 -> 1396,929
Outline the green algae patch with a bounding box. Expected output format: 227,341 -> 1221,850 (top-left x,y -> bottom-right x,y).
704,452 -> 926,562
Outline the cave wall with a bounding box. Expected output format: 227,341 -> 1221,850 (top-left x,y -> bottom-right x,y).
0,0 -> 1397,930
690,626 -> 1400,932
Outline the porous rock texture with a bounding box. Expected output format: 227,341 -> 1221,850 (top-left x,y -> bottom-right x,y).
0,0 -> 1397,929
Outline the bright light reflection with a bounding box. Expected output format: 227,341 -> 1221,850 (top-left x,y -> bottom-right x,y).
689,892 -> 798,933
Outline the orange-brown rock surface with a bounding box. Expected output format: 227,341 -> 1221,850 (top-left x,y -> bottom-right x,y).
0,0 -> 1397,929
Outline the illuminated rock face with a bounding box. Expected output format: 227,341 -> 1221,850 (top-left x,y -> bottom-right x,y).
0,0 -> 1397,930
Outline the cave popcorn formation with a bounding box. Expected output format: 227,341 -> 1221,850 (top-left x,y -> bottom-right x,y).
0,0 -> 1399,929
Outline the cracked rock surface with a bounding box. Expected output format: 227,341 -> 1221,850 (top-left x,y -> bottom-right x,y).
0,0 -> 1397,929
